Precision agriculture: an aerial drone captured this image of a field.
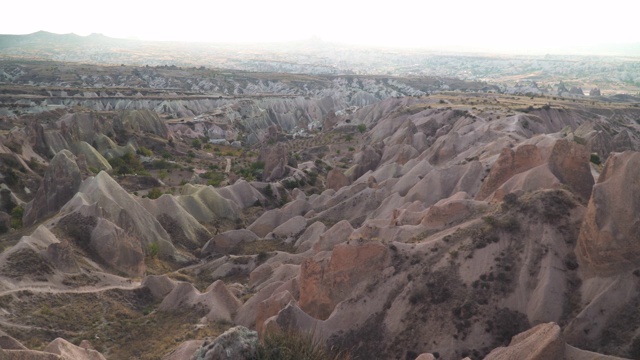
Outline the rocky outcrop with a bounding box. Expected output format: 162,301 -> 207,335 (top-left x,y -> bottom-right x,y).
0,337 -> 107,360
345,145 -> 381,182
89,218 -> 145,276
44,240 -> 79,273
71,141 -> 112,172
267,216 -> 307,241
326,169 -> 350,191
217,180 -> 266,209
159,280 -> 242,322
476,138 -> 593,202
202,229 -> 259,255
0,330 -> 27,350
43,338 -> 107,360
484,323 -> 564,360
248,199 -> 311,237
142,274 -> 179,300
139,194 -> 211,250
119,109 -> 169,138
298,242 -> 390,320
162,340 -> 205,360
259,143 -> 288,181
23,150 -> 82,226
191,326 -> 258,360
175,185 -> 239,224
484,323 -> 628,360
589,88 -> 601,96
577,151 -> 640,275
60,171 -> 176,257
569,87 -> 585,96
255,290 -> 296,334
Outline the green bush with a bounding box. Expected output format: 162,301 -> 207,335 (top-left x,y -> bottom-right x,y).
108,153 -> 145,175
147,188 -> 163,199
10,205 -> 23,229
283,179 -> 299,189
137,147 -> 153,156
590,153 -> 601,165
357,124 -> 366,133
151,159 -> 175,169
148,243 -> 160,258
202,171 -> 225,186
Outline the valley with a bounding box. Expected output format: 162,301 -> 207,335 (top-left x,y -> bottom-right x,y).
1,51 -> 640,360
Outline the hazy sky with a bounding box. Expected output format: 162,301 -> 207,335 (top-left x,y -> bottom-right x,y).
4,0 -> 638,53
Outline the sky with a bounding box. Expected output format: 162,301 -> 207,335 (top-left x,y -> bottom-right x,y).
3,0 -> 638,53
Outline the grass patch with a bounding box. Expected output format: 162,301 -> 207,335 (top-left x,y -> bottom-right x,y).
256,330 -> 352,360
0,288 -> 228,360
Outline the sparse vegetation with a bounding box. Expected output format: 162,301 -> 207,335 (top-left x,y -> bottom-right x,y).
255,330 -> 352,360
108,152 -> 146,175
147,187 -> 163,199
10,205 -> 23,229
147,243 -> 160,258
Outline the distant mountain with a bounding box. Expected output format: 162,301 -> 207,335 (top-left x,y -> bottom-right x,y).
0,31 -> 123,49
1,31 -> 639,92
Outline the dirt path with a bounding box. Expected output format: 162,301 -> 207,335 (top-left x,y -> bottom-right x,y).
0,318 -> 81,336
225,157 -> 232,173
0,282 -> 142,298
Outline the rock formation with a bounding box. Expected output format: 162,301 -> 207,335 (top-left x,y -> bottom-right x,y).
577,151 -> 640,275
191,326 -> 258,360
326,168 -> 350,191
23,150 -> 82,226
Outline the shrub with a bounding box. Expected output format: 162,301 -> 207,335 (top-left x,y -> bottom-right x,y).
590,153 -> 601,165
254,330 -> 351,360
3,168 -> 18,186
147,188 -> 163,199
137,146 -> 153,156
283,179 -> 299,189
203,171 -> 225,186
148,243 -> 160,258
108,152 -> 145,175
357,124 -> 366,133
161,150 -> 172,159
10,205 -> 23,229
